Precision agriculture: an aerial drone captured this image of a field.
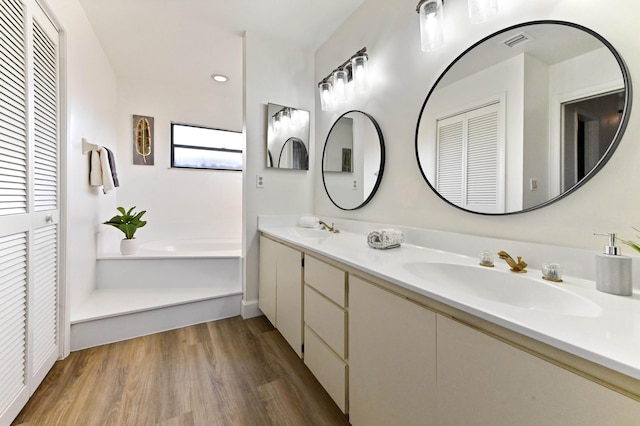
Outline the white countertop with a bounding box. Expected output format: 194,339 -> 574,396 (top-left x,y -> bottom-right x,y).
259,225 -> 640,382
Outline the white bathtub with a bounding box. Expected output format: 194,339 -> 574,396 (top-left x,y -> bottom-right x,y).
96,238 -> 242,291
137,238 -> 241,258
76,238 -> 244,350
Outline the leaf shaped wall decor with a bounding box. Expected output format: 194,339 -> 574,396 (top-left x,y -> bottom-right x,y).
135,117 -> 152,163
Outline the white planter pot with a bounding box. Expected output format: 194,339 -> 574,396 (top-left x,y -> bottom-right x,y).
120,238 -> 139,255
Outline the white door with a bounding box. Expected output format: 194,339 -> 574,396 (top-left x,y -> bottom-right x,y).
436,101 -> 505,213
0,0 -> 60,423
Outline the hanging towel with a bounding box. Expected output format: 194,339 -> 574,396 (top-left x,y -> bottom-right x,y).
367,228 -> 405,250
104,147 -> 119,188
88,147 -> 118,194
89,150 -> 102,186
98,147 -> 115,194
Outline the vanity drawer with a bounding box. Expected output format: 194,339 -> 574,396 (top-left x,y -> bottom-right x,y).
304,326 -> 347,413
304,256 -> 346,307
304,285 -> 346,358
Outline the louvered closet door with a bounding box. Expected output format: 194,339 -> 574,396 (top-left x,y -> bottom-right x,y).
0,0 -> 60,424
465,104 -> 503,213
436,102 -> 504,213
436,116 -> 464,206
29,2 -> 59,389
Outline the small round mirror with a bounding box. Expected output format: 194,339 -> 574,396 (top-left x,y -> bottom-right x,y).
322,111 -> 385,210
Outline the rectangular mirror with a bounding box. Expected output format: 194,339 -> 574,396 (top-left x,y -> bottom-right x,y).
266,103 -> 310,170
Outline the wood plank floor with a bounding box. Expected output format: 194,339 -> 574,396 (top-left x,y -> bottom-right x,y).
13,316 -> 350,426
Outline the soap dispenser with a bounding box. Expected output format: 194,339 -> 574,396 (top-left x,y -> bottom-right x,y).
594,233 -> 632,296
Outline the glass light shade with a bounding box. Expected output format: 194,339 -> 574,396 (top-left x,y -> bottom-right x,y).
281,107 -> 291,127
291,108 -> 303,127
351,55 -> 368,93
332,69 -> 349,103
468,0 -> 498,24
417,0 -> 444,52
273,112 -> 281,131
318,82 -> 334,111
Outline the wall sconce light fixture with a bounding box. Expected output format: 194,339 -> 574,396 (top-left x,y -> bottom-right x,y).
271,107 -> 296,132
416,0 -> 499,52
416,0 -> 444,52
318,47 -> 368,112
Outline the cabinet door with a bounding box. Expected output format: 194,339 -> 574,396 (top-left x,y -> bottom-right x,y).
349,276 -> 437,426
258,236 -> 277,326
437,315 -> 640,426
304,326 -> 347,413
275,243 -> 303,357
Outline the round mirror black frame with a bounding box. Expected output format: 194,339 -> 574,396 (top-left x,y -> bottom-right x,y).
415,20 -> 632,215
322,110 -> 386,210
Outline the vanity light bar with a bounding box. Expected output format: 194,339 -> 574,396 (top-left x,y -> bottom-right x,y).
318,47 -> 368,111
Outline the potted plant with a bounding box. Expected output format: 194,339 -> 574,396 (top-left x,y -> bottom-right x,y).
103,206 -> 147,255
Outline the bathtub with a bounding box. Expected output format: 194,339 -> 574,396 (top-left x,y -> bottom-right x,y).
75,238 -> 244,350
138,238 -> 241,258
96,238 -> 243,290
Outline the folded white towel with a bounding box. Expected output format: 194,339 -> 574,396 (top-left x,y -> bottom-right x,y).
367,228 -> 405,250
299,216 -> 320,228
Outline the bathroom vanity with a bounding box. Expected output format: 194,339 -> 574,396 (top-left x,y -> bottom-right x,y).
258,218 -> 640,426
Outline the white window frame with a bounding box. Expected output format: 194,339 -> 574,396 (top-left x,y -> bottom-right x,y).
170,122 -> 243,171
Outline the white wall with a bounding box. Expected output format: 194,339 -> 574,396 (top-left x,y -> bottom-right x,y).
101,78 -> 243,250
43,0 -> 117,349
315,0 -> 640,253
243,31 -> 315,314
522,54 -> 550,209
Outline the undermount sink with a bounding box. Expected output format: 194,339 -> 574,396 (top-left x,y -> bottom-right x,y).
288,228 -> 332,239
403,262 -> 602,318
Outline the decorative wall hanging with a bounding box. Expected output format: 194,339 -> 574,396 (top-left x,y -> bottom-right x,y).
133,114 -> 154,165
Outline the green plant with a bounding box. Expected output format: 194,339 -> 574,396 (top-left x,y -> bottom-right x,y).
103,206 -> 147,239
620,228 -> 640,253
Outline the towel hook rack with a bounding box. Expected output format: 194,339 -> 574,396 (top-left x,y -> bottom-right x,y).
82,138 -> 99,154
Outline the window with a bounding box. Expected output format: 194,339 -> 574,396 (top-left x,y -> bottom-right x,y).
171,123 -> 243,170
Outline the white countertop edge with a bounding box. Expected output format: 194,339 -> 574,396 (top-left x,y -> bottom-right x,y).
259,225 -> 640,381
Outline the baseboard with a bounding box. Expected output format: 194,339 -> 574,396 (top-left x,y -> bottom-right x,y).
241,298 -> 262,319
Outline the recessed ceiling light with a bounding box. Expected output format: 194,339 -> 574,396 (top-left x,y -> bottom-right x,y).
211,74 -> 228,82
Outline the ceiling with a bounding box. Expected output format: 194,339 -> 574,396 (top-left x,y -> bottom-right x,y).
78,0 -> 366,94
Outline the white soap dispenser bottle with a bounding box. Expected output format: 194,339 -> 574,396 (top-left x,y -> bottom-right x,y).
594,233 -> 632,296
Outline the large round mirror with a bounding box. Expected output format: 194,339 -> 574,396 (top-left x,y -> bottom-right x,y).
322,111 -> 385,210
416,21 -> 631,215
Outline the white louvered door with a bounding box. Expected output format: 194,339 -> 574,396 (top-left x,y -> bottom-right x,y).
0,0 -> 60,424
436,102 -> 504,213
436,117 -> 464,206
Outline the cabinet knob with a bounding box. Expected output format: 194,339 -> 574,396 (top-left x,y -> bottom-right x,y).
45,215 -> 54,223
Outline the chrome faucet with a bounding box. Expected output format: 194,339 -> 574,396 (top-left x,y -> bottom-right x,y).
318,220 -> 339,233
497,250 -> 527,273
